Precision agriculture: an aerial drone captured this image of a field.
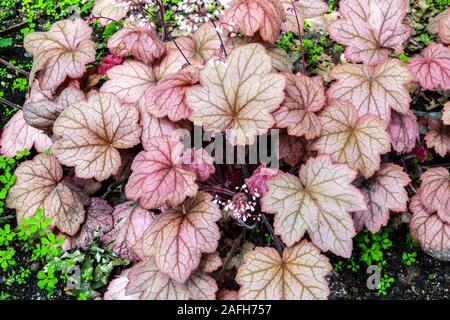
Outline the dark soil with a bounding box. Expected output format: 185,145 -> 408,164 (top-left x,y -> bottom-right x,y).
327,225 -> 450,300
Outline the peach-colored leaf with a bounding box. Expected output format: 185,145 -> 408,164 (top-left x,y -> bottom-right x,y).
181,148 -> 216,182
280,0 -> 328,34
327,0 -> 411,65
425,120 -> 450,157
245,164 -> 278,195
443,102 -> 450,126
108,19 -> 166,64
439,9 -> 450,44
52,93 -> 141,181
24,18 -> 96,91
236,241 -> 332,299
139,106 -> 188,150
142,192 -> 221,283
6,154 -> 86,235
388,110 -> 419,154
23,86 -> 86,134
408,43 -> 450,91
70,197 -> 114,248
125,258 -> 217,300
103,269 -> 140,300
221,0 -> 286,44
353,163 -> 410,233
314,100 -> 391,179
262,156 -> 366,257
410,193 -> 450,261
278,134 -> 305,166
102,202 -> 155,261
327,60 -> 411,121
145,66 -> 199,122
0,111 -> 52,157
155,38 -> 198,80
192,23 -> 222,63
125,136 -> 198,209
200,252 -> 223,273
187,44 -> 285,146
419,168 -> 450,223
91,0 -> 129,26
101,60 -> 156,105
274,73 -> 326,139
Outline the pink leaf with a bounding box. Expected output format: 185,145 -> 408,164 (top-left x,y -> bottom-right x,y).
274,73 -> 326,139
236,241 -> 332,299
328,59 -> 412,121
410,193 -> 450,261
155,38 -> 198,80
192,23 -> 222,63
425,120 -> 450,157
245,164 -> 278,195
145,66 -> 200,122
52,92 -> 141,181
439,9 -> 450,44
125,258 -> 218,300
262,156 -> 367,257
408,43 -> 450,91
353,163 -> 410,233
102,201 -> 155,261
101,60 -> 156,105
0,111 -> 52,157
327,0 -> 411,65
125,136 -> 198,209
139,105 -> 188,150
443,101 -> 450,126
278,133 -> 305,166
200,252 -> 223,273
98,55 -> 123,75
103,269 -> 140,300
221,0 -> 286,44
24,18 -> 96,91
71,198 -> 114,249
23,86 -> 86,134
142,192 -> 221,283
6,154 -> 86,235
388,110 -> 419,154
186,44 -> 286,146
91,0 -> 129,26
280,0 -> 328,34
419,167 -> 450,223
314,100 -> 391,179
181,148 -> 216,182
107,19 -> 166,64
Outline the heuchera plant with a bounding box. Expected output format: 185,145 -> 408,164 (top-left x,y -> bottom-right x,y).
0,0 -> 449,300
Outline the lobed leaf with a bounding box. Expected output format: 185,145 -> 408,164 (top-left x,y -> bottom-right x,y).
103,269 -> 140,300
6,154 -> 86,235
220,0 -> 286,44
0,111 -> 52,157
410,193 -> 450,261
388,110 -> 419,154
125,136 -> 198,209
107,19 -> 166,65
142,192 -> 221,283
419,167 -> 450,222
91,0 -> 129,26
443,102 -> 450,126
236,241 -> 332,299
408,43 -> 450,91
262,155 -> 367,257
181,148 -> 216,182
273,73 -> 326,139
24,18 -> 96,91
353,163 -> 410,233
314,100 -> 391,179
439,9 -> 450,44
102,202 -> 155,261
52,92 -> 141,181
327,60 -> 411,121
245,164 -> 278,195
327,0 -> 411,65
425,120 -> 450,158
278,134 -> 305,166
280,0 -> 328,34
101,60 -> 156,105
187,44 -> 286,146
